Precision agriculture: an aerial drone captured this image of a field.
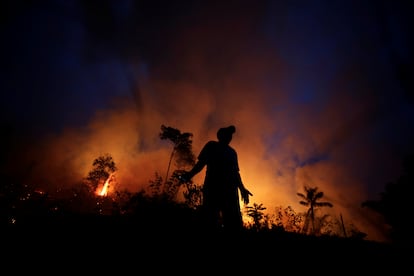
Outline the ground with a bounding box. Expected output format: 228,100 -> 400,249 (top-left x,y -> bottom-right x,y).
2,214 -> 409,274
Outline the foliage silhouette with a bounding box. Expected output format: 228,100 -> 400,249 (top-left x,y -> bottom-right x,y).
181,174 -> 203,209
85,153 -> 117,191
362,153 -> 414,244
245,202 -> 267,231
274,205 -> 303,233
159,124 -> 195,181
156,125 -> 198,204
148,172 -> 163,197
297,185 -> 333,235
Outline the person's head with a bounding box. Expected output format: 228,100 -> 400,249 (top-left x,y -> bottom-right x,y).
217,125 -> 236,144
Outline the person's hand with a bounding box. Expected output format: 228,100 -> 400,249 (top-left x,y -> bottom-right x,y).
240,187 -> 253,205
179,171 -> 192,183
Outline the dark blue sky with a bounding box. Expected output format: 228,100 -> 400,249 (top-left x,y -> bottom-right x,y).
1,0 -> 413,241
2,1 -> 412,132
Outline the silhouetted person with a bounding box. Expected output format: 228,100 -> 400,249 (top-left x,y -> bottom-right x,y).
182,125 -> 252,232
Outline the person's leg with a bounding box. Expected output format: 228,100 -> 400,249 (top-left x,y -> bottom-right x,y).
200,200 -> 222,232
221,202 -> 243,232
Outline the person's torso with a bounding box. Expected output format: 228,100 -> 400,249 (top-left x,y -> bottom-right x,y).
198,141 -> 239,186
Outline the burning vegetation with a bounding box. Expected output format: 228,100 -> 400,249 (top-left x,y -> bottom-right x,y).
1,124 -> 411,246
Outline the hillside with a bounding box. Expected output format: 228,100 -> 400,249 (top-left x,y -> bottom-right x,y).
2,213 -> 408,274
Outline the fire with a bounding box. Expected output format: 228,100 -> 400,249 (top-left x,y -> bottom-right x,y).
98,173 -> 115,196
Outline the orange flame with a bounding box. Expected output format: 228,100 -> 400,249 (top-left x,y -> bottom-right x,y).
98,173 -> 115,196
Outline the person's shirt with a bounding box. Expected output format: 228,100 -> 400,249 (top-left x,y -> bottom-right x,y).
198,140 -> 239,184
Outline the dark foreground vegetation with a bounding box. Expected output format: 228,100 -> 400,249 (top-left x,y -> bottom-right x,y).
2,205 -> 409,275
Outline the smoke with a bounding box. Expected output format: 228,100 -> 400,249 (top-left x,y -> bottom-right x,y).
3,0 -> 413,242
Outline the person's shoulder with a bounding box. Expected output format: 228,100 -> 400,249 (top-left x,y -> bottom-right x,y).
228,145 -> 237,153
204,140 -> 218,147
200,140 -> 217,151
224,144 -> 237,156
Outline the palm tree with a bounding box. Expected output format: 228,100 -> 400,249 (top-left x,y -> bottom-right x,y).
297,186 -> 333,235
245,203 -> 267,231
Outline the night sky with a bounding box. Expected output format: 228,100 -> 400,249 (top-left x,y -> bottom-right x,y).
2,0 -> 413,242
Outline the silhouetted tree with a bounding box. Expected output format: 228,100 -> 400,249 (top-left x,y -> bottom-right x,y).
362,153 -> 414,244
297,186 -> 333,235
159,125 -> 197,201
245,202 -> 267,231
85,153 -> 117,192
159,125 -> 196,180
